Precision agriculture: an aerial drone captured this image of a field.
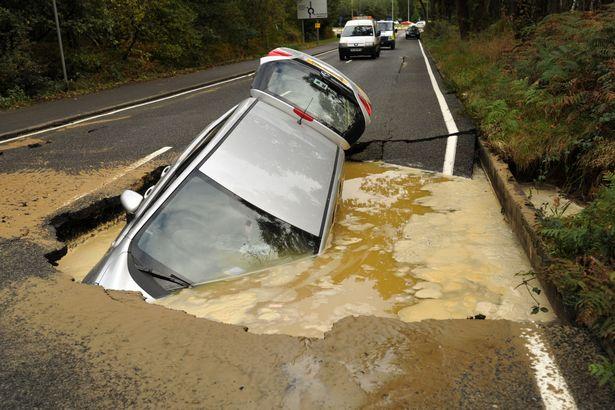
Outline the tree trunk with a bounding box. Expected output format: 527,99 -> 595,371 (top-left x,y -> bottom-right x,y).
418,0 -> 428,19
456,0 -> 470,39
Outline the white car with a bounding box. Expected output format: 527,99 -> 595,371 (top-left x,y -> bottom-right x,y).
83,48 -> 373,299
338,19 -> 381,60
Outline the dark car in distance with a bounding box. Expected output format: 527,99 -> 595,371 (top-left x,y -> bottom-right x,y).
406,26 -> 421,40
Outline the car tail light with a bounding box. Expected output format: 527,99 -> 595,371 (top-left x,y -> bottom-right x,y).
293,108 -> 314,122
268,49 -> 292,57
359,95 -> 372,116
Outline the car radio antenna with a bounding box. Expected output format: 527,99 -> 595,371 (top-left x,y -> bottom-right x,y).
298,97 -> 314,125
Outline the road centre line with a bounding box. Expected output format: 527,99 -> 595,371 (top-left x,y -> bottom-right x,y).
59,146 -> 172,208
522,327 -> 577,409
417,40 -> 458,175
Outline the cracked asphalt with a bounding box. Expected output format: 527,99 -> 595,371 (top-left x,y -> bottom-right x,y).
0,37 -> 613,408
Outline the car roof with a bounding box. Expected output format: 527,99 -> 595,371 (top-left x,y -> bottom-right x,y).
200,99 -> 339,237
345,19 -> 374,26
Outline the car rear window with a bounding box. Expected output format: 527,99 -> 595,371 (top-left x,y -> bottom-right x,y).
254,60 -> 363,142
342,25 -> 374,37
377,22 -> 394,31
131,172 -> 317,286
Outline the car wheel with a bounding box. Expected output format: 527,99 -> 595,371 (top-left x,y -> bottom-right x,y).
339,52 -> 346,60
391,42 -> 396,50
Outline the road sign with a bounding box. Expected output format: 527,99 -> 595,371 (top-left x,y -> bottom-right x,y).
297,0 -> 327,20
315,22 -> 321,29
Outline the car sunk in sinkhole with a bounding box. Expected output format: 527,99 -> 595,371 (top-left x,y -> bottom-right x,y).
84,48 -> 373,299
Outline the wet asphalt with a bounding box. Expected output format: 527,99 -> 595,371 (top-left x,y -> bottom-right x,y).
0,37 -> 475,178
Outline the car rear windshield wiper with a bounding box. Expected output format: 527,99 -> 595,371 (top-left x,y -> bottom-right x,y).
130,253 -> 194,289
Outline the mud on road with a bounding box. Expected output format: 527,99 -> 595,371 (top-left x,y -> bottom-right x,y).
0,158 -> 611,407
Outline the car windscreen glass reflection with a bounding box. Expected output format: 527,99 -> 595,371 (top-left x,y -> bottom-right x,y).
377,22 -> 394,31
342,25 -> 374,37
132,172 -> 317,285
265,61 -> 360,138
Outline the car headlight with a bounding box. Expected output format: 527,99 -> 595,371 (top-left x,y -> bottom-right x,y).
365,41 -> 374,46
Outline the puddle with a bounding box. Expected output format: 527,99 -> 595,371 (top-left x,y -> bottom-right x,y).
59,162 -> 554,338
57,219 -> 124,282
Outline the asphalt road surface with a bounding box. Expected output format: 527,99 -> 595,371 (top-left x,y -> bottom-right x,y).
0,37 -> 475,178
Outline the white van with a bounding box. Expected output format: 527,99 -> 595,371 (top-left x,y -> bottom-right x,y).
338,19 -> 380,60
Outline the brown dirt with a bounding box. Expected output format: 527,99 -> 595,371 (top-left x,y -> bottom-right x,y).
0,272 -> 543,408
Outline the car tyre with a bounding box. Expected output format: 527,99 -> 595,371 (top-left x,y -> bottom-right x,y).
391,42 -> 396,50
339,52 -> 346,60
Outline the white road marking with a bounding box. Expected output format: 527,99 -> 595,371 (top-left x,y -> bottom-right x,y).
522,327 -> 577,410
60,146 -> 172,208
417,40 -> 458,175
345,59 -> 352,64
1,49 -> 338,146
315,49 -> 337,57
0,74 -> 254,145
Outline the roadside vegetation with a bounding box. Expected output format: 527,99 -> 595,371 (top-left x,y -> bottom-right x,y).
0,0 -> 343,109
423,1 -> 614,384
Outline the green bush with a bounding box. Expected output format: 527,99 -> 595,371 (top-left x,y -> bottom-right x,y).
540,174 -> 615,349
425,6 -> 615,197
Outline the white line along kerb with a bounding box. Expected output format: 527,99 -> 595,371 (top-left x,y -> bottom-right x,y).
418,40 -> 459,176
0,74 -> 254,145
522,327 -> 577,410
0,49 -> 337,146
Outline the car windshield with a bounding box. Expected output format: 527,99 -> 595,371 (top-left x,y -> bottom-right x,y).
263,60 -> 361,138
342,25 -> 373,37
132,171 -> 317,285
377,22 -> 394,31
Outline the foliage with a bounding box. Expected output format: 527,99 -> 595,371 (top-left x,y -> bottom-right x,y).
425,6 -> 615,197
539,174 -> 615,351
0,0 -> 338,108
589,356 -> 615,389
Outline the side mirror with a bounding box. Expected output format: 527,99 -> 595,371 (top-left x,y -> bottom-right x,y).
121,190 -> 143,215
394,28 -> 398,33
376,30 -> 381,36
336,33 -> 340,38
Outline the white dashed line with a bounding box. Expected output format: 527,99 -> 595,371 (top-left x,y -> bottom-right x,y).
522,327 -> 577,409
60,146 -> 172,208
345,59 -> 352,64
417,40 -> 458,175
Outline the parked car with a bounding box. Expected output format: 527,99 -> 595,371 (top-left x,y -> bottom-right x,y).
83,48 -> 372,299
377,20 -> 397,49
406,25 -> 421,40
338,18 -> 381,60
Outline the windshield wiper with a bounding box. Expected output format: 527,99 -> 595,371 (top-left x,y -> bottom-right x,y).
129,252 -> 194,289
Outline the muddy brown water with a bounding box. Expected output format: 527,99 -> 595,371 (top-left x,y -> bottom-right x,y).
58,161 -> 554,337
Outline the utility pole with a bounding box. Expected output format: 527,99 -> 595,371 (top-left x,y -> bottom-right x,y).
391,0 -> 394,20
408,0 -> 410,21
351,0 -> 354,18
52,0 -> 68,89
